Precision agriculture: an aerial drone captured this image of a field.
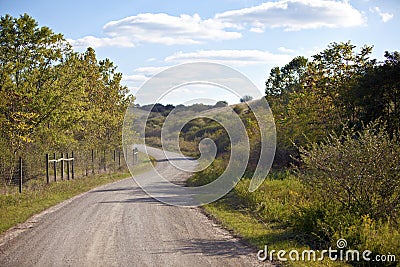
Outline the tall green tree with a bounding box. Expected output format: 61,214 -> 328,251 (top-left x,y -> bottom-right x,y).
0,13 -> 71,154
303,42 -> 374,124
265,56 -> 308,98
353,51 -> 400,134
72,48 -> 131,151
265,42 -> 376,166
264,57 -> 308,166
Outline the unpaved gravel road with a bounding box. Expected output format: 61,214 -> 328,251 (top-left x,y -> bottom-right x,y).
0,146 -> 270,266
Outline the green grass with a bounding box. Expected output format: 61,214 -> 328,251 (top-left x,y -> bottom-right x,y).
0,152 -> 154,235
204,196 -> 348,266
191,171 -> 350,267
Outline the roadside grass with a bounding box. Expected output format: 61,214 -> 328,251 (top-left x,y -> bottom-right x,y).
0,152 -> 154,235
189,171 -> 350,267
204,198 -> 347,267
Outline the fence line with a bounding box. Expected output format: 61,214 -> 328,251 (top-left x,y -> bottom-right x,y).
46,153 -> 75,183
1,148 -> 132,194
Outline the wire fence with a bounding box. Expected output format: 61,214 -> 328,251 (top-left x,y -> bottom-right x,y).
0,147 -> 139,194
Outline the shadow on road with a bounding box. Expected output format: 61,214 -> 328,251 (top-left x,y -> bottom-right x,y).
93,184 -> 165,205
98,196 -> 161,204
155,157 -> 196,163
90,187 -> 134,193
151,238 -> 255,258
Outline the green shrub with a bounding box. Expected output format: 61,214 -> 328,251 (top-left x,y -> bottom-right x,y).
298,121 -> 400,221
292,201 -> 360,246
295,121 -> 400,263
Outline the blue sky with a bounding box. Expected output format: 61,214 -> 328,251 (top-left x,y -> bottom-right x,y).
1,0 -> 399,105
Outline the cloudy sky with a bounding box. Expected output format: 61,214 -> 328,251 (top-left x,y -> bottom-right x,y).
2,0 -> 399,105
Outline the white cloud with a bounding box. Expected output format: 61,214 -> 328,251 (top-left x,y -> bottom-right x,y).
67,36 -> 134,48
215,0 -> 366,31
371,6 -> 394,23
102,13 -> 241,46
122,74 -> 148,83
278,46 -> 295,53
70,13 -> 241,48
133,66 -> 171,76
165,49 -> 292,66
250,27 -> 264,33
70,0 -> 366,48
121,66 -> 171,88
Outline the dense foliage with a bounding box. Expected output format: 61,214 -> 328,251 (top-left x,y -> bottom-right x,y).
0,14 -> 132,187
266,42 -> 400,167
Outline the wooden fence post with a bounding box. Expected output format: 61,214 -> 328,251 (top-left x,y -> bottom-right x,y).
46,154 -> 49,184
133,148 -> 138,165
85,151 -> 88,176
61,152 -> 64,180
53,153 -> 57,182
118,150 -> 121,168
98,149 -> 101,172
66,152 -> 70,180
71,151 -> 74,180
124,148 -> 127,165
91,149 -> 94,175
103,150 -> 106,172
19,157 -> 22,193
113,150 -> 116,171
